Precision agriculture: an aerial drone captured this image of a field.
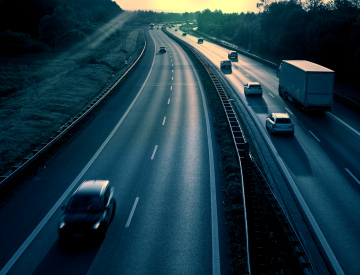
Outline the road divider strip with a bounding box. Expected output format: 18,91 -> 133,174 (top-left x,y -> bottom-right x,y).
345,168 -> 360,185
328,113 -> 360,138
151,145 -> 158,160
126,197 -> 139,228
309,131 -> 321,142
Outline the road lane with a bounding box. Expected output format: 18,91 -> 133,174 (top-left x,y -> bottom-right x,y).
1,28 -> 222,275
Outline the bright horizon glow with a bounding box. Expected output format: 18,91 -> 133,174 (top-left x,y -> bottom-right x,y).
116,0 -> 262,14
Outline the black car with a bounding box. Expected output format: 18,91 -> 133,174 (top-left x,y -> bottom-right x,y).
58,180 -> 116,241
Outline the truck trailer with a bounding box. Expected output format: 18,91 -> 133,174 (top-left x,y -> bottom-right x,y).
278,60 -> 335,111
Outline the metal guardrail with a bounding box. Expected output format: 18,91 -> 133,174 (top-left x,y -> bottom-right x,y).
191,29 -> 279,69
164,27 -> 315,274
0,40 -> 147,189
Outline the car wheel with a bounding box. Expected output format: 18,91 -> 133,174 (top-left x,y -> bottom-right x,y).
269,126 -> 274,134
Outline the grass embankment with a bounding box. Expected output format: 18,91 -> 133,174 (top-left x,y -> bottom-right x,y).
0,25 -> 144,177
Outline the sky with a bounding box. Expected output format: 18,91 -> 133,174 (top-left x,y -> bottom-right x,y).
116,0 -> 263,14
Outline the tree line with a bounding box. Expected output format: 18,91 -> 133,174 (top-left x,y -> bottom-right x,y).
197,0 -> 360,88
129,10 -> 198,25
0,0 -> 122,52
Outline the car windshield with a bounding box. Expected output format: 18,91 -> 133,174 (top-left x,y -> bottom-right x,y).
67,195 -> 103,212
276,118 -> 291,124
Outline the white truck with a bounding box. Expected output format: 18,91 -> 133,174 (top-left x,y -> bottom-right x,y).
278,60 -> 335,111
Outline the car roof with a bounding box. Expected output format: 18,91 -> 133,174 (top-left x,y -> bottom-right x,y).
74,180 -> 109,197
272,113 -> 290,119
247,82 -> 260,86
221,60 -> 231,62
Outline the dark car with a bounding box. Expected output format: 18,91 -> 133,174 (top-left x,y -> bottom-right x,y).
220,60 -> 232,69
159,46 -> 166,53
58,180 -> 116,241
228,51 -> 238,59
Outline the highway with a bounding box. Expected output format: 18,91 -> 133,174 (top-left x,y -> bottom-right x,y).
0,29 -> 225,274
167,27 -> 360,274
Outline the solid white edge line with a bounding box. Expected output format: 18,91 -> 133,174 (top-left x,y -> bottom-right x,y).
345,168 -> 360,185
0,30 -> 158,275
125,197 -> 139,228
151,145 -> 158,160
309,130 -> 321,142
328,113 -> 360,138
182,46 -> 221,274
285,107 -> 293,115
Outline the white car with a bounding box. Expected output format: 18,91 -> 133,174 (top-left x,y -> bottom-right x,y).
244,82 -> 263,97
266,113 -> 294,135
220,60 -> 232,69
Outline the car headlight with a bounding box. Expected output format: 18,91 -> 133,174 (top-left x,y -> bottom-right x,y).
92,221 -> 101,230
59,221 -> 66,229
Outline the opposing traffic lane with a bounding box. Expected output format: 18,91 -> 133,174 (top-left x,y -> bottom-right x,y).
0,28 -> 221,274
168,27 -> 360,274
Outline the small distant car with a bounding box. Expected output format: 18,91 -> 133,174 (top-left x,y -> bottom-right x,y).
198,38 -> 204,44
58,180 -> 116,241
182,32 -> 186,36
157,27 -> 159,29
266,113 -> 294,135
228,51 -> 238,59
244,82 -> 263,97
159,46 -> 166,53
175,28 -> 178,31
220,60 -> 232,69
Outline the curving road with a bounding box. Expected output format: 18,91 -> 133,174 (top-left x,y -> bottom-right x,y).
0,29 -> 225,274
168,27 -> 360,274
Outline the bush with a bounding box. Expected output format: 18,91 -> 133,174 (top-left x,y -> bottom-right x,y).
0,30 -> 50,53
55,29 -> 88,49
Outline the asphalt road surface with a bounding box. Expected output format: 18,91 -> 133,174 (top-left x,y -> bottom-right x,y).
169,27 -> 360,274
0,29 -> 225,274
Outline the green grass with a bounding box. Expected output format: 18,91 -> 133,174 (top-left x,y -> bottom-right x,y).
0,25 -> 144,176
